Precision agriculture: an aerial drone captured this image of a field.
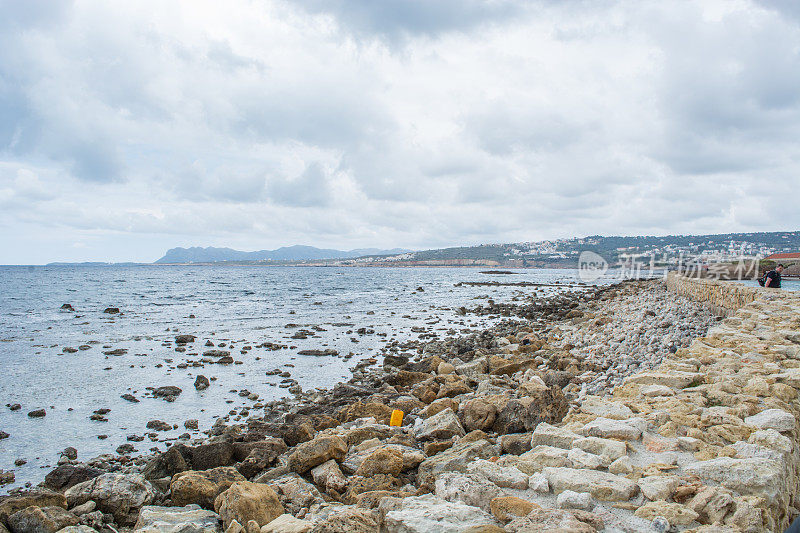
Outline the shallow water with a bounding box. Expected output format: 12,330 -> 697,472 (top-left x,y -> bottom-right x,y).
0,265 -> 607,490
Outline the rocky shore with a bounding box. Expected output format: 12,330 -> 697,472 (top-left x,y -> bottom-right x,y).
2,275 -> 795,533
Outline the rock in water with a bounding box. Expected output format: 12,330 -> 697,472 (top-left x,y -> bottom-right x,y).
195,375 -> 211,391
175,335 -> 197,344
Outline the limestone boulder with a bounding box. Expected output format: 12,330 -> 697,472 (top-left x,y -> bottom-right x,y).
744,409 -> 795,432
684,457 -> 785,502
637,476 -> 678,501
634,501 -> 699,526
260,514 -> 312,533
417,440 -> 499,486
434,472 -> 505,512
0,490 -> 67,524
7,506 -> 78,533
580,417 -> 646,440
466,459 -> 528,489
354,448 -> 404,477
542,467 -> 638,502
489,496 -> 537,523
213,481 -> 283,529
134,505 -> 221,533
459,399 -> 497,432
383,494 -> 497,533
414,408 -> 465,441
170,467 -> 246,509
530,422 -> 579,449
287,436 -> 347,474
307,507 -> 377,532
64,473 -> 157,525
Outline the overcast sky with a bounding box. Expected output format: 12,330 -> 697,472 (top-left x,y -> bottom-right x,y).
1,0 -> 799,264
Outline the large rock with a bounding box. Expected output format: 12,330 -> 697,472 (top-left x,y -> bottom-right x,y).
213,481 -> 283,529
579,396 -> 634,420
459,399 -> 497,432
287,436 -> 347,474
64,473 -> 156,525
383,494 -> 497,533
414,408 -> 465,441
493,390 -> 568,435
354,448 -> 404,477
170,467 -> 246,509
744,409 -> 795,432
341,444 -> 424,475
434,472 -> 505,512
637,476 -> 678,501
581,417 -> 646,440
307,507 -> 377,532
516,446 -> 570,472
489,496 -> 537,523
134,505 -> 220,533
268,474 -> 325,515
142,446 -> 190,480
623,371 -> 702,389
417,440 -> 499,486
0,490 -> 67,524
505,508 -> 597,533
684,457 -> 785,501
542,467 -> 638,501
571,437 -> 626,465
7,506 -> 77,533
466,459 -> 528,489
188,442 -> 236,471
43,465 -> 103,491
235,439 -> 288,479
310,460 -> 347,493
530,422 -> 579,449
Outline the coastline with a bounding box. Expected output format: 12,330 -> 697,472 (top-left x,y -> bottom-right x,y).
1,275 -> 796,532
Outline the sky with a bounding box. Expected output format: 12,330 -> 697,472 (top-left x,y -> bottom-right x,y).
1,0 -> 799,264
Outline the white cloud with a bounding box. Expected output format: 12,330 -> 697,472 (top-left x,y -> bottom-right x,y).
0,0 -> 799,263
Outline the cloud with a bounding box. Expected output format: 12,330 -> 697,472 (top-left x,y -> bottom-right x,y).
0,0 -> 799,263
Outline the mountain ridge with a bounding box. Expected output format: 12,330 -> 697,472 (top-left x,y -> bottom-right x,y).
154,245 -> 413,264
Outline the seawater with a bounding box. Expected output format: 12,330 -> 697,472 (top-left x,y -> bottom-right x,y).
0,265 -> 602,490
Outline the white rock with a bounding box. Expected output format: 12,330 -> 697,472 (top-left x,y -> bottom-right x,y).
415,408 -> 465,441
543,467 -> 638,501
730,441 -> 784,462
135,505 -> 220,533
567,448 -> 602,470
684,457 -> 785,501
310,460 -> 347,492
581,417 -> 646,440
529,473 -> 549,493
260,514 -> 312,533
749,429 -> 793,455
608,456 -> 633,475
637,476 -> 678,501
383,494 -> 497,533
640,385 -> 675,397
556,490 -> 594,511
571,437 -> 627,464
434,472 -> 505,512
623,371 -> 702,389
531,422 -> 580,449
580,396 -> 634,420
519,446 -> 570,471
466,459 -> 528,489
744,409 -> 795,432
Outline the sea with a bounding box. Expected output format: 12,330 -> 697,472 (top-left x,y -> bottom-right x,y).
0,265 -> 609,490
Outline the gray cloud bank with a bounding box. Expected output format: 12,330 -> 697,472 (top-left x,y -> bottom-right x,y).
0,0 -> 799,263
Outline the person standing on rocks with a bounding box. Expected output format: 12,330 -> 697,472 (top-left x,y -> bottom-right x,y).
763,264 -> 784,288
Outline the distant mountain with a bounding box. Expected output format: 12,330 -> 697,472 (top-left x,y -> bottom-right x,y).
154,245 -> 413,264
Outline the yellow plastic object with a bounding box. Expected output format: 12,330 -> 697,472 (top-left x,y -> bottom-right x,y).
389,409 -> 404,427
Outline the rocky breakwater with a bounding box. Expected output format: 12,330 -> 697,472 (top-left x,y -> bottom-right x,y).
0,278 -> 760,533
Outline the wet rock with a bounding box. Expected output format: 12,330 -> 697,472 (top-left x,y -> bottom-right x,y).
64,473 -> 156,525
287,435 -> 347,474
43,465 -> 103,491
28,409 -> 46,418
61,304 -> 75,312
146,420 -> 173,432
195,375 -> 211,391
234,439 -> 288,479
121,393 -> 139,403
189,442 -> 237,470
134,504 -> 220,533
153,386 -> 182,401
7,505 -> 78,533
103,307 -> 120,314
142,445 -> 189,480
175,335 -> 197,344
0,490 -> 67,525
213,481 -> 283,530
170,467 -> 246,509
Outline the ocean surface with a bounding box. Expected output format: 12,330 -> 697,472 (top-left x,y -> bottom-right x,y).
0,265 -> 607,490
